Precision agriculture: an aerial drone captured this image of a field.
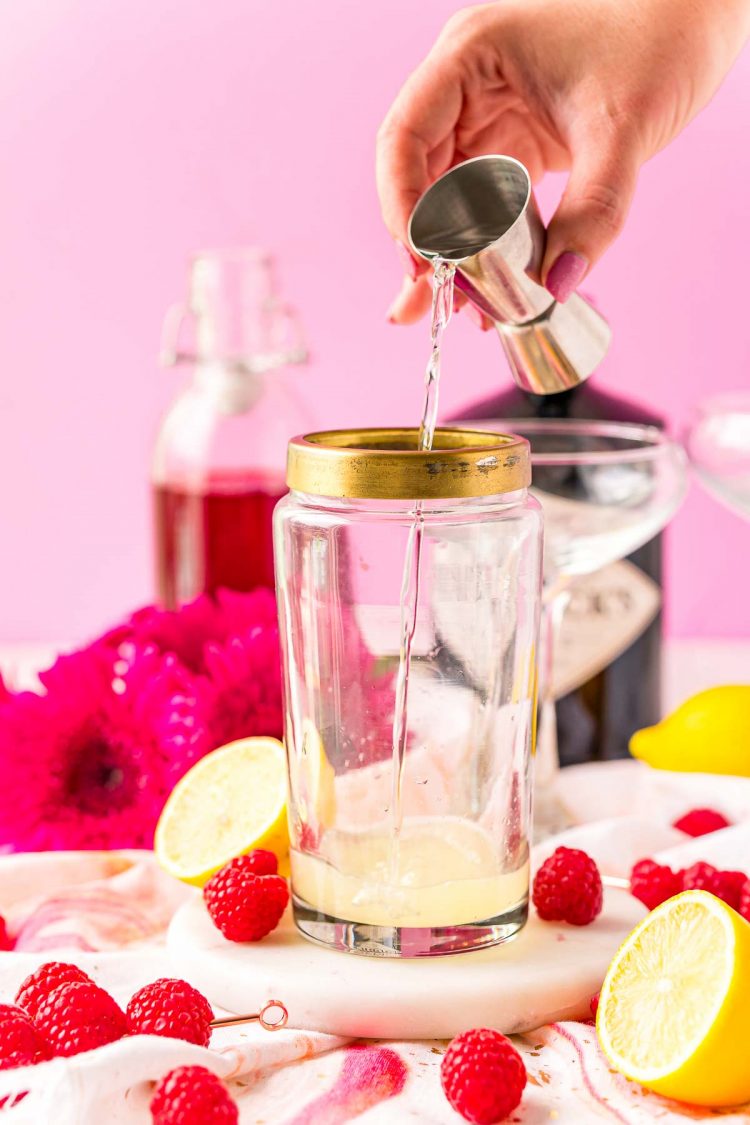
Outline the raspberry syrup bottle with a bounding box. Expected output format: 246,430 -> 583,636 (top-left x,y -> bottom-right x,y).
153,249 -> 309,608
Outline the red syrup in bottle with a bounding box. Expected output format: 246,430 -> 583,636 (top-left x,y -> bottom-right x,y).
154,470 -> 286,608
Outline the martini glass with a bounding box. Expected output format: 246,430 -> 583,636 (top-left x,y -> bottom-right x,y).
685,393 -> 750,520
464,419 -> 688,836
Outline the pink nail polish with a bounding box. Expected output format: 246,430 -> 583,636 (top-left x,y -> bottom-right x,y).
395,241 -> 419,282
546,252 -> 588,304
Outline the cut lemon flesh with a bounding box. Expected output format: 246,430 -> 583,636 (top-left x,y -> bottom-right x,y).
597,891 -> 750,1107
155,737 -> 289,886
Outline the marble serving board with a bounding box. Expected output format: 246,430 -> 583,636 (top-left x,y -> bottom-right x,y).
167,888 -> 643,1040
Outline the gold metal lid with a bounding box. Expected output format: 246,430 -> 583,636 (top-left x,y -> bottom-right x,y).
286,427 -> 530,500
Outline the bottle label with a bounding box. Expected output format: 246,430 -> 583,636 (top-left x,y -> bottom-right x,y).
552,560 -> 661,699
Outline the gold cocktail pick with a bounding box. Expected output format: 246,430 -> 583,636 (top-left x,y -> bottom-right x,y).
210,999 -> 288,1032
602,876 -> 631,890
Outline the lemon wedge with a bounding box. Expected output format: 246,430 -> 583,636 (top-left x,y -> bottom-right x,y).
597,890 -> 750,1107
630,685 -> 750,774
155,737 -> 289,886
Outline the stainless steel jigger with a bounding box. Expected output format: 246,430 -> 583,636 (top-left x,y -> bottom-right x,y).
408,155 -> 611,395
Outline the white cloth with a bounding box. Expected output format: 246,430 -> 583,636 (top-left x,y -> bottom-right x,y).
0,761 -> 749,1123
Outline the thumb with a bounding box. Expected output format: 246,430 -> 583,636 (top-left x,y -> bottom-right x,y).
542,129 -> 641,302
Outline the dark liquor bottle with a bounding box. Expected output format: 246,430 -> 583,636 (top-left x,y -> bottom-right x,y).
451,379 -> 663,766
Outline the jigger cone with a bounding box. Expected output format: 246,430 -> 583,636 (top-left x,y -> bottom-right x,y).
408,155 -> 611,395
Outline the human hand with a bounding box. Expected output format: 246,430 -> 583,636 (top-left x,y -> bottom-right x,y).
377,0 -> 750,324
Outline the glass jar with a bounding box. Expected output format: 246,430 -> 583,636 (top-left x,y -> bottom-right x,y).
274,428 -> 543,956
153,248 -> 309,608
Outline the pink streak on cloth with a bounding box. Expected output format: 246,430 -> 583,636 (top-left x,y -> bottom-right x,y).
287,1045 -> 407,1124
521,1021 -> 750,1123
5,852 -> 191,952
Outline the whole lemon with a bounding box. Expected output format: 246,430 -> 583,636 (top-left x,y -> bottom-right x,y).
630,685 -> 750,775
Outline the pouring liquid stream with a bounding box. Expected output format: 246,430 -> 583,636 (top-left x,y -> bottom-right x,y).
389,260 -> 456,881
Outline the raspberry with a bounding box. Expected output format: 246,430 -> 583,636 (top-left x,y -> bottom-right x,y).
127,979 -> 214,1047
34,981 -> 127,1057
150,1065 -> 238,1125
0,1005 -> 50,1069
716,870 -> 747,911
673,808 -> 730,837
681,861 -> 726,898
532,847 -> 603,926
203,857 -> 289,943
739,880 -> 750,922
681,862 -> 750,912
15,961 -> 93,1020
629,859 -> 681,911
441,1028 -> 526,1124
238,849 -> 278,876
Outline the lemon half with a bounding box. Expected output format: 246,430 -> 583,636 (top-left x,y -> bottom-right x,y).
155,737 -> 289,886
597,890 -> 750,1107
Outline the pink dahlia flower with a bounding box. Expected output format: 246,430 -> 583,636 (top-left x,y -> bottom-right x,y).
0,644 -> 206,851
105,587 -> 284,750
200,629 -> 283,748
111,587 -> 394,769
104,588 -> 278,676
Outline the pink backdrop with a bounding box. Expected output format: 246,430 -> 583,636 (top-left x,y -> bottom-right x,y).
0,0 -> 748,644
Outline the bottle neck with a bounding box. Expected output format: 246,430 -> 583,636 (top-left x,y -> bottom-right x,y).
161,249 -> 308,378
193,359 -> 267,415
190,250 -> 306,373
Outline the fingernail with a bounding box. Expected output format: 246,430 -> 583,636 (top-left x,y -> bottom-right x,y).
395,240 -> 419,282
387,273 -> 417,324
546,252 -> 588,304
465,303 -> 491,331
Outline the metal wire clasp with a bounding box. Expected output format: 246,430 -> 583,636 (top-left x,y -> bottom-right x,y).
210,999 -> 288,1032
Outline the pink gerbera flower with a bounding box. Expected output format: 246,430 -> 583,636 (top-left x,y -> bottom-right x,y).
0,644 -> 207,851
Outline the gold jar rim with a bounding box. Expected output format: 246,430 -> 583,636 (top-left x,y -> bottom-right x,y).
286,427 -> 530,500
